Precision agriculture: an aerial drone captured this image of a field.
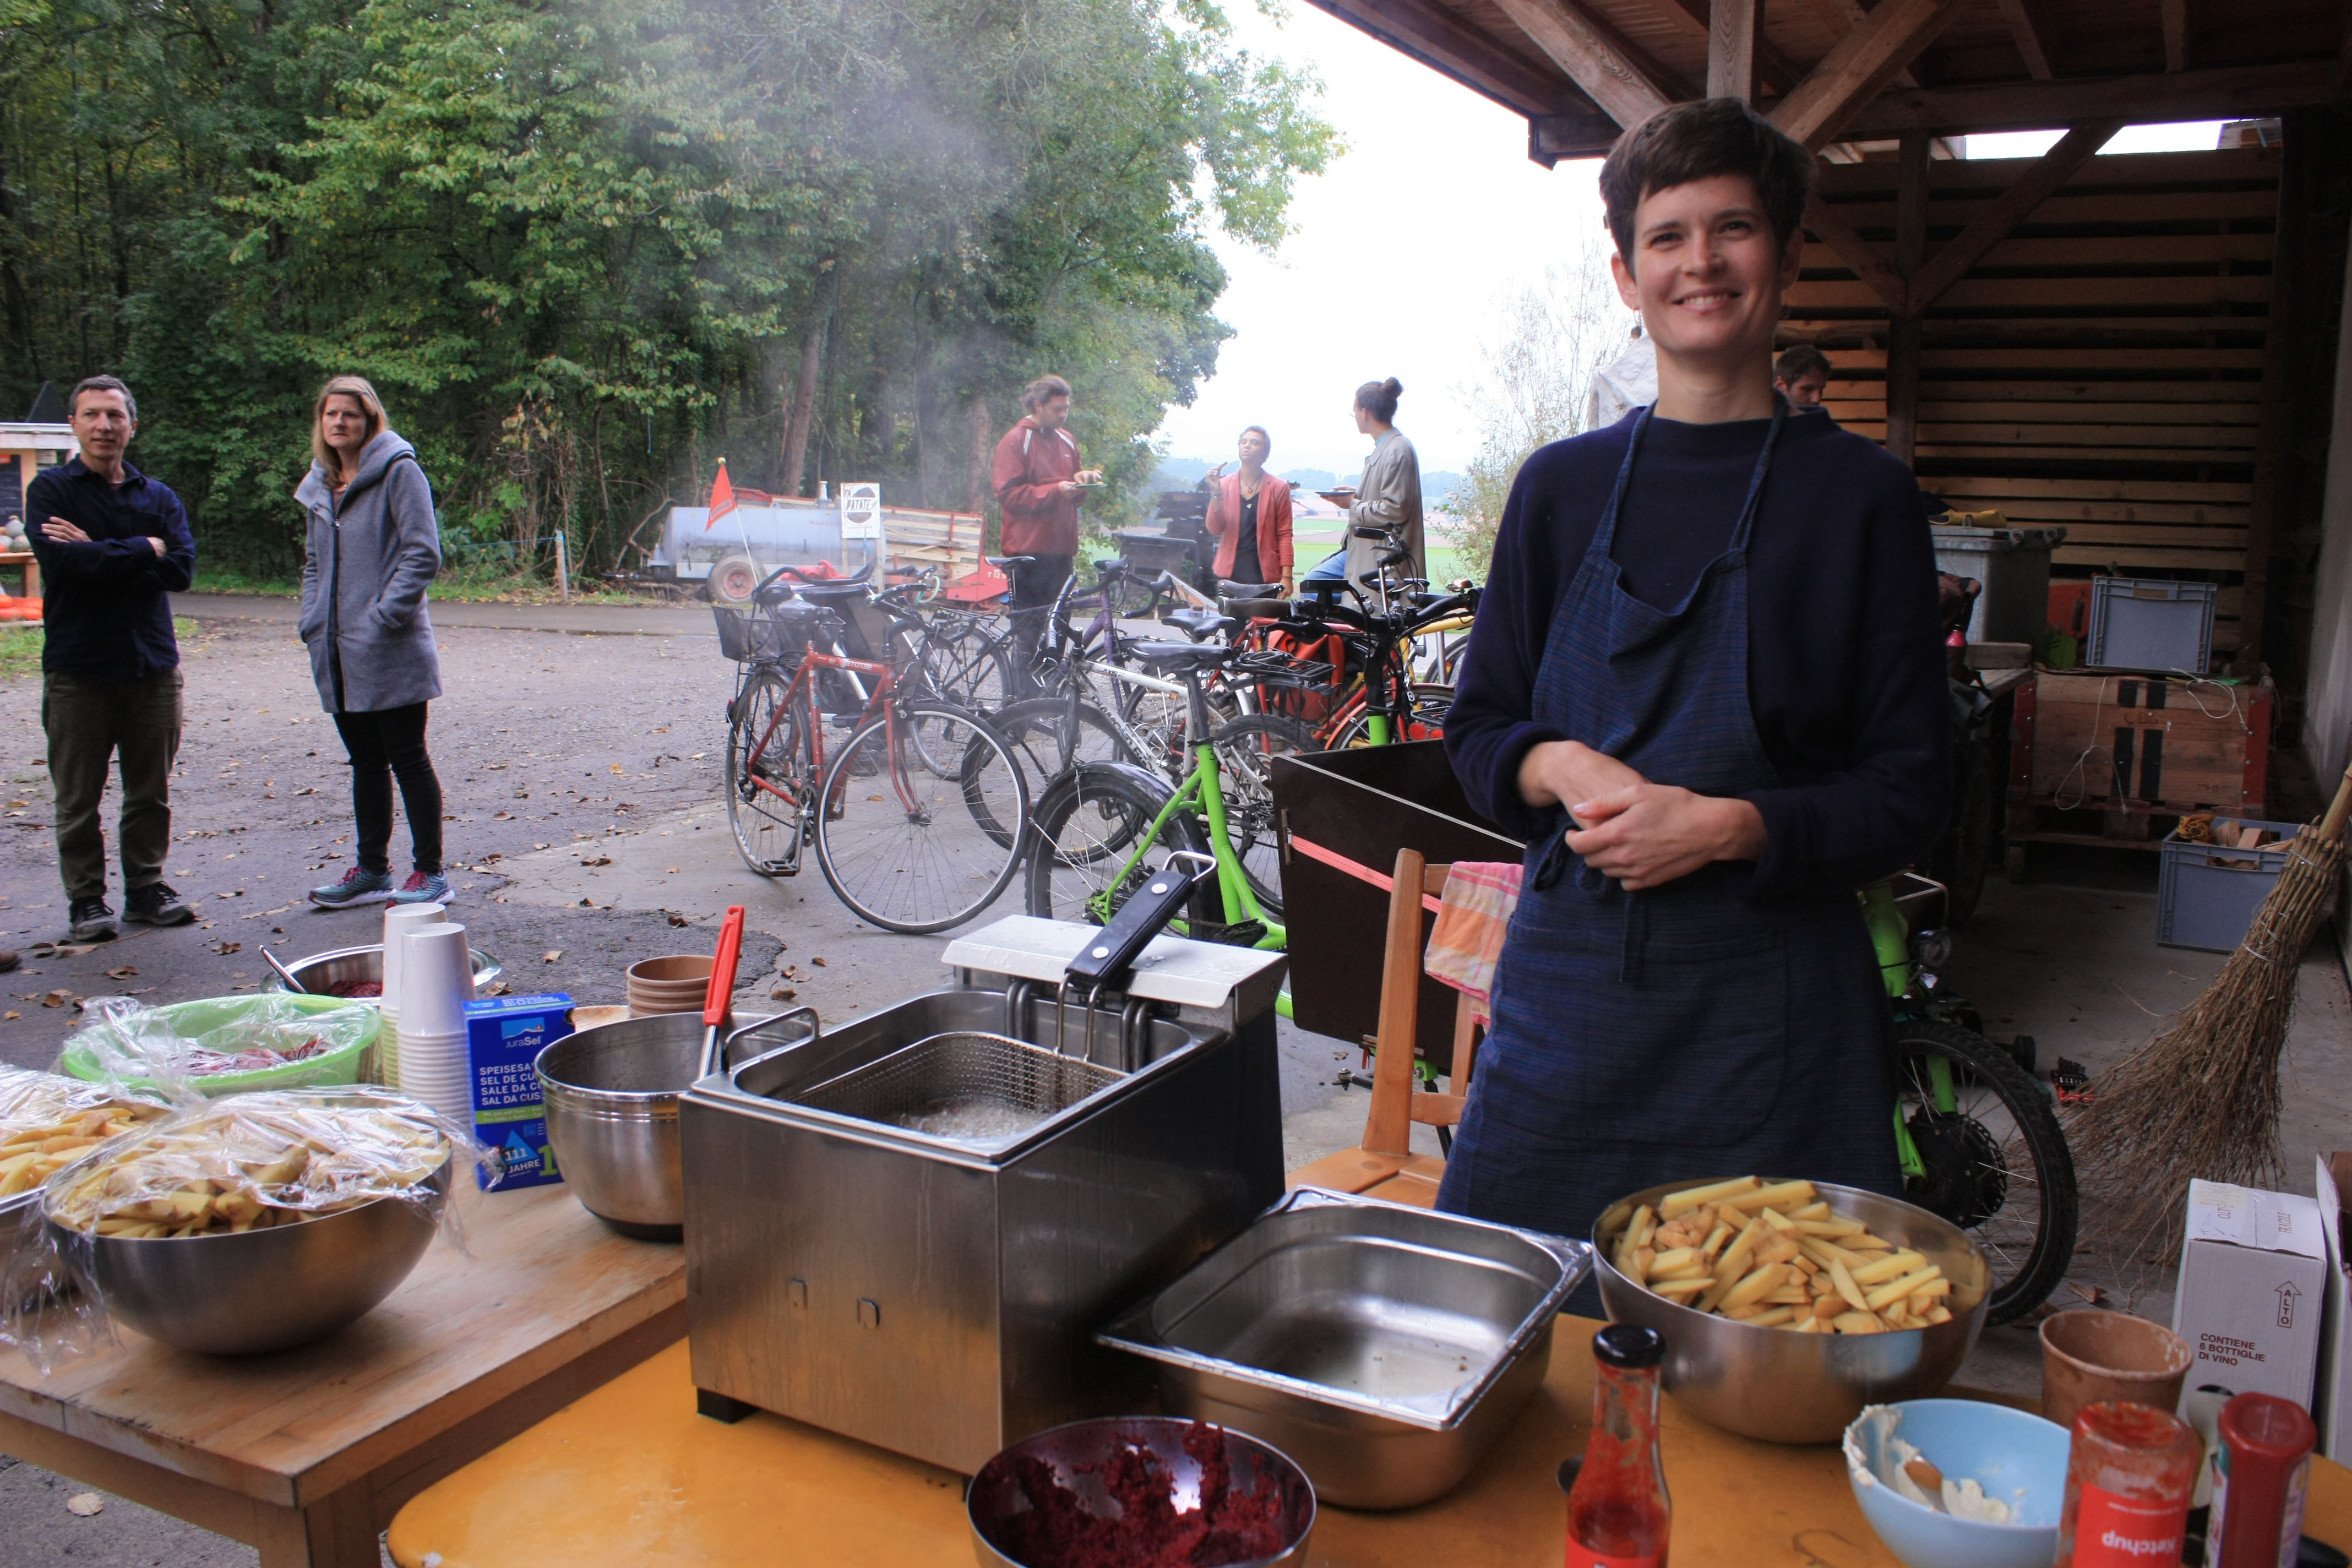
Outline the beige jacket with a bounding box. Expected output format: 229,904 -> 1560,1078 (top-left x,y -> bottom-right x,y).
1344,429 -> 1425,586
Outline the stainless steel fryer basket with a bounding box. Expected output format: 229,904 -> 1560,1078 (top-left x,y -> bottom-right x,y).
791,1030 -> 1124,1133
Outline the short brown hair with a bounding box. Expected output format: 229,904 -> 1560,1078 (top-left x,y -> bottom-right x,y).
1774,343 -> 1833,384
1600,98 -> 1812,265
1020,374 -> 1071,412
69,374 -> 137,423
1353,377 -> 1402,424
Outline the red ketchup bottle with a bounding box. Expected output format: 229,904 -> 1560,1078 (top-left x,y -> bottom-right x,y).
2057,1399 -> 2201,1568
1566,1324 -> 1670,1568
2206,1393 -> 2317,1568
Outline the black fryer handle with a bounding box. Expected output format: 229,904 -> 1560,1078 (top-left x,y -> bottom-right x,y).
1065,857 -> 1215,989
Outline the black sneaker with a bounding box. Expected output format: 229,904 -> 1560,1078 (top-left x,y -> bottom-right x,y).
124,883 -> 194,927
68,897 -> 117,942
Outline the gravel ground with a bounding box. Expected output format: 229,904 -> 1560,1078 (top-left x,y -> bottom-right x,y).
0,603 -> 1372,1567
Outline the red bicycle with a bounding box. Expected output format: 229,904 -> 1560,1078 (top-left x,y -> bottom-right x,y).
719,566 -> 1031,934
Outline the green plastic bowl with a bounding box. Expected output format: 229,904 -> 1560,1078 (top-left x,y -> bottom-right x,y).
59,994 -> 382,1097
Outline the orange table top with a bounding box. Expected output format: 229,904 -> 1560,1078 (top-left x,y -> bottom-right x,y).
386,1316 -> 2352,1566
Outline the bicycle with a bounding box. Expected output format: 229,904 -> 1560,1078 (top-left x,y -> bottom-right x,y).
718,564 -> 1032,934
1864,874 -> 2077,1325
1024,637 -> 1319,935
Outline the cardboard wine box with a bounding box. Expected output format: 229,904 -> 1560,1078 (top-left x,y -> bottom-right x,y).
2313,1154 -> 2352,1460
2171,1179 -> 2327,1414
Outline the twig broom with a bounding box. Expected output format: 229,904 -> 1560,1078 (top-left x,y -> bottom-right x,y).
2065,761 -> 2352,1271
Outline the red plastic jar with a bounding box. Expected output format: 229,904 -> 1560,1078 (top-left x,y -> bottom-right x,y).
2207,1393 -> 2317,1568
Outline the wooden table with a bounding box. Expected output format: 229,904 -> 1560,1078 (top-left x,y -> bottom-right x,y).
0,1184 -> 684,1568
385,1314 -> 2352,1566
0,549 -> 38,600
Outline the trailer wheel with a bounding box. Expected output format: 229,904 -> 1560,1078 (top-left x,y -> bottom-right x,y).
710,555 -> 761,606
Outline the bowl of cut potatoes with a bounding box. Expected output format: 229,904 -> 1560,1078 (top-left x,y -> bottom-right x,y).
40,1090 -> 455,1355
1593,1177 -> 1990,1444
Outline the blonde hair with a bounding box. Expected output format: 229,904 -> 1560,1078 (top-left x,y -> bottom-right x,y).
312,375 -> 388,483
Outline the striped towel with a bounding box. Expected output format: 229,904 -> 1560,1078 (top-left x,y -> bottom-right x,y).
1423,861 -> 1523,1026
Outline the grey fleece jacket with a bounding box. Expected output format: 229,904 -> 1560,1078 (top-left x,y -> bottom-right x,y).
1343,428 -> 1425,586
296,431 -> 444,714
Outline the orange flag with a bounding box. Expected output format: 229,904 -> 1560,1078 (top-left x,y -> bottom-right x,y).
705,460 -> 737,529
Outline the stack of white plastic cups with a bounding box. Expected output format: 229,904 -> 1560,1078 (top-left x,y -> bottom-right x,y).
395,922 -> 477,1126
378,902 -> 448,1085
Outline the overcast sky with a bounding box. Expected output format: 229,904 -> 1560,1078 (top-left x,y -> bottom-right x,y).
1154,2 -> 2228,476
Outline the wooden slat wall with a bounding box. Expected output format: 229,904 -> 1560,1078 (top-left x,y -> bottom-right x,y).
1787,148 -> 2281,658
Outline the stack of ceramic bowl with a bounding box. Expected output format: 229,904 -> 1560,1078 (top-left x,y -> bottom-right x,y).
395,922 -> 477,1125
379,902 -> 449,1084
626,955 -> 714,1018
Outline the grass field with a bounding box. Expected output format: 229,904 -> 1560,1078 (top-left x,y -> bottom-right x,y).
0,617 -> 203,680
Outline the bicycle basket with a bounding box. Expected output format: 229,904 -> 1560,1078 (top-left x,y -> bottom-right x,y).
714,601 -> 833,663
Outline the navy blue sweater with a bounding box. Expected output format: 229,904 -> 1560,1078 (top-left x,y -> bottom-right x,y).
25,456 -> 196,680
1445,409 -> 1950,901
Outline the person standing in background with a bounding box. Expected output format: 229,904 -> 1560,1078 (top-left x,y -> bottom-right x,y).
1201,426 -> 1294,592
990,375 -> 1101,690
1337,378 -> 1424,587
298,376 -> 451,908
25,375 -> 197,941
1773,342 -> 1833,411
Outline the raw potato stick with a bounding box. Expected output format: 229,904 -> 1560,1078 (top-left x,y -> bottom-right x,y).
1613,1175 -> 1975,1336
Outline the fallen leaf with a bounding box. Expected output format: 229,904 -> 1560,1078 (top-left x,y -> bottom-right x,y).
577,897 -> 594,907
294,786 -> 317,796
3,1012 -> 17,1020
579,855 -> 613,868
769,986 -> 797,1001
211,941 -> 242,955
811,957 -> 827,967
2067,1281 -> 2108,1307
609,763 -> 623,774
105,965 -> 138,979
666,867 -> 678,874
689,753 -> 705,760
66,1492 -> 103,1517
493,812 -> 514,821
543,950 -> 563,963
41,990 -> 71,1008
667,913 -> 690,927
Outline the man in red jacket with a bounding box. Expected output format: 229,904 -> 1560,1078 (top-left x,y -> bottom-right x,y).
990,375 -> 1100,690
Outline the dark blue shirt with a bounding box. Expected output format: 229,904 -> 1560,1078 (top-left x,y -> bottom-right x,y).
24,456 -> 197,679
1445,409 -> 1950,901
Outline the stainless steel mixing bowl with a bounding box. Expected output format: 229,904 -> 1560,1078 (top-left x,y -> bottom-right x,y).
967,1417 -> 1315,1568
536,1011 -> 777,1240
269,941 -> 503,1001
1593,1178 -> 1990,1444
41,1159 -> 450,1355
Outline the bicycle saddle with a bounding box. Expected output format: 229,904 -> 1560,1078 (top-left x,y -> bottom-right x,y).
987,554 -> 1037,570
1130,641 -> 1235,673
794,580 -> 872,606
1164,607 -> 1235,643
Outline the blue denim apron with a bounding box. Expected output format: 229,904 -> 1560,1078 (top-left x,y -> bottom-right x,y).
1436,406 -> 1898,1309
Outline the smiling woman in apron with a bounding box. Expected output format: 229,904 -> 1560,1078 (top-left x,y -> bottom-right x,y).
1441,99 -> 1950,1304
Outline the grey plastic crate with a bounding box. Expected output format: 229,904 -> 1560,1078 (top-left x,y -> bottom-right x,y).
2087,577 -> 2218,674
2158,816 -> 2301,951
1930,525 -> 2067,645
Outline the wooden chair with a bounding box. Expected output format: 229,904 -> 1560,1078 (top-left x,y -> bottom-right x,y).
1286,846 -> 1480,1208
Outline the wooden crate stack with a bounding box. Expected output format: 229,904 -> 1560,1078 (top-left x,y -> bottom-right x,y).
2007,671 -> 2272,849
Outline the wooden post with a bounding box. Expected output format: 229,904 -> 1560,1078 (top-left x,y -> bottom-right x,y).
1708,0 -> 1760,101
1883,132 -> 1930,466
552,532 -> 571,604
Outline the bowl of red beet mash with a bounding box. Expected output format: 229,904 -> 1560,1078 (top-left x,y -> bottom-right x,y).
967,1417 -> 1315,1568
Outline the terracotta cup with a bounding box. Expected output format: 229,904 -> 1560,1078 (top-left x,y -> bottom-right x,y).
2040,1309 -> 2193,1431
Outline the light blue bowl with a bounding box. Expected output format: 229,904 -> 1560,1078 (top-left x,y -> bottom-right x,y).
1844,1399 -> 2071,1568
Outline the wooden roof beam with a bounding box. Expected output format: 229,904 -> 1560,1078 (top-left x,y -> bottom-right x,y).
1642,0 -> 1806,95
1304,0 -> 1593,118
1805,193 -> 1907,312
1798,0 -> 1923,89
1710,0 -> 1761,101
1992,0 -> 2055,80
1838,59 -> 2339,138
2160,0 -> 2187,73
1771,0 -> 1975,149
1903,117 -> 2124,312
1488,0 -> 1679,128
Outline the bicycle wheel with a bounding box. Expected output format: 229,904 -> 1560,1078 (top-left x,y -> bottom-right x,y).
912,616 -> 1012,712
1894,1019 -> 2077,1326
725,671 -> 810,876
813,700 -> 1030,934
991,696 -> 1142,796
1209,714 -> 1314,917
1025,764 -> 1207,925
1330,682 -> 1453,747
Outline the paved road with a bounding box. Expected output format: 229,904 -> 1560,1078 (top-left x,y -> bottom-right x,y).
172,592 -> 715,638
